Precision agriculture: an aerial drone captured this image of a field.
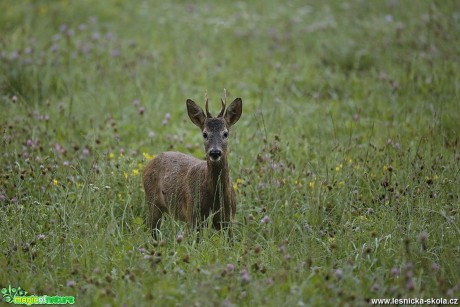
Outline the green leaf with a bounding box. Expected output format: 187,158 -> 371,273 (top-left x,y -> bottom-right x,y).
1,288 -> 7,295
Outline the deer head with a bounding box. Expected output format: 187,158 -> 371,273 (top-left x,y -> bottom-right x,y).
186,90 -> 242,163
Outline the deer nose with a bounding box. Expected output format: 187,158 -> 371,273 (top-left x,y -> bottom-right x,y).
209,149 -> 222,160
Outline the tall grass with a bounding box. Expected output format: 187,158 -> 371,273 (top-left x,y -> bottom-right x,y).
1,1 -> 459,305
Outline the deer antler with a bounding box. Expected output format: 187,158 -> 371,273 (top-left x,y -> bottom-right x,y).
218,88 -> 227,117
205,90 -> 212,118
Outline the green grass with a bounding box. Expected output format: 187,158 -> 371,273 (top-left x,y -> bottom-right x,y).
1,0 -> 459,305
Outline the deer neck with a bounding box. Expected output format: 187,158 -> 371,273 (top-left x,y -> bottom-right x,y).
206,157 -> 230,205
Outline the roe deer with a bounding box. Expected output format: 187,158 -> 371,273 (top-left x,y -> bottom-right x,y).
143,91 -> 242,239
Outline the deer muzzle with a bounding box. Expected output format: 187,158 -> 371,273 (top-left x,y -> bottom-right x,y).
209,149 -> 222,161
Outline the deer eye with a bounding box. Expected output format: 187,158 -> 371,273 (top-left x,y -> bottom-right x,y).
223,132 -> 229,139
203,132 -> 208,139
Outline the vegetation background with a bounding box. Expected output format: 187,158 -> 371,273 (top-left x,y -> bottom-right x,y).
1,0 -> 459,305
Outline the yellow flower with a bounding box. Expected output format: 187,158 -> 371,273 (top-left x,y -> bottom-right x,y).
109,152 -> 115,159
236,178 -> 244,185
233,183 -> 238,191
143,152 -> 156,160
39,6 -> 48,14
123,172 -> 128,180
309,181 -> 315,189
53,179 -> 59,186
335,164 -> 343,172
383,165 -> 388,172
358,215 -> 368,222
132,169 -> 140,176
338,181 -> 345,187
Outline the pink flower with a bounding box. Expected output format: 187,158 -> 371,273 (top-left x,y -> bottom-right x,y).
226,263 -> 235,273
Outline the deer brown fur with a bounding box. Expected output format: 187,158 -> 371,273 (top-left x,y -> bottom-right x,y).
143,92 -> 242,238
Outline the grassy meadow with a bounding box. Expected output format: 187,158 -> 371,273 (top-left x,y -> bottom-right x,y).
1,0 -> 459,305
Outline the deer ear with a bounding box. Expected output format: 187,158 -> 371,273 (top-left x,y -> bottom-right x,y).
186,99 -> 206,130
224,98 -> 242,127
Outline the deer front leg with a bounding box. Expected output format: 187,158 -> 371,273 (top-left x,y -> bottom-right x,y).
146,190 -> 168,239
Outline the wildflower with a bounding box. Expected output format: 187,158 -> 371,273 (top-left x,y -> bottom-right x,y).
419,230 -> 428,242
92,32 -> 100,40
371,283 -> 380,292
50,44 -> 59,53
139,107 -> 145,115
406,279 -> 415,291
334,268 -> 343,280
227,263 -> 235,273
53,179 -> 59,186
12,95 -> 18,103
131,169 -> 140,176
183,254 -> 190,263
111,49 -> 120,57
143,152 -> 156,160
176,234 -> 184,243
261,215 -> 270,224
431,263 -> 440,273
148,131 -> 155,139
358,215 -> 368,222
162,113 -> 171,125
335,164 -> 342,172
309,181 -> 315,189
109,152 -> 115,159
419,230 -> 428,250
240,268 -> 251,283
